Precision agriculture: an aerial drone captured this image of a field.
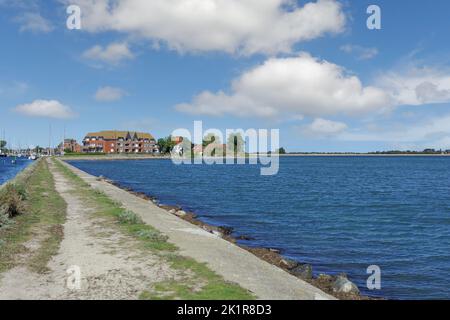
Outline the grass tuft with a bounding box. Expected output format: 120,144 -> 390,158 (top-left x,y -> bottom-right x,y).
117,210 -> 143,225
0,183 -> 28,219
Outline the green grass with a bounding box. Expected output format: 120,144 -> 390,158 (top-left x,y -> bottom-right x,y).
53,159 -> 255,300
140,255 -> 255,300
62,153 -> 106,157
0,159 -> 67,273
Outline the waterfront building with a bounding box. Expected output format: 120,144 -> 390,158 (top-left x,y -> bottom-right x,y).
60,139 -> 82,153
83,130 -> 158,154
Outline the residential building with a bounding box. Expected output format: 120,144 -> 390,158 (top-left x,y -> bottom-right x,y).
83,130 -> 158,154
60,139 -> 82,153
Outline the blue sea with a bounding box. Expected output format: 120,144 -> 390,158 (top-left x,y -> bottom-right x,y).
69,157 -> 450,300
0,157 -> 31,186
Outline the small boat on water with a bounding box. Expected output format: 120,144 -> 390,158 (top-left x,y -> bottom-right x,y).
29,154 -> 37,161
0,154 -> 6,158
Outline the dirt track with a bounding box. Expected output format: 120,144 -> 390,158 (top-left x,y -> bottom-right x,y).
0,159 -> 177,300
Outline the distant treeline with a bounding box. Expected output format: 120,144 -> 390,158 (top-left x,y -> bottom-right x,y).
288,149 -> 450,155
368,149 -> 450,155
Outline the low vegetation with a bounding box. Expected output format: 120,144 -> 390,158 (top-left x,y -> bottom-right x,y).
62,152 -> 106,157
0,160 -> 66,273
53,159 -> 254,300
0,183 -> 27,222
140,255 -> 254,300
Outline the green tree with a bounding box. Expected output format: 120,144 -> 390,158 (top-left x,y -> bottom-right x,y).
180,136 -> 193,150
157,138 -> 166,153
157,136 -> 177,154
277,147 -> 287,155
202,134 -> 222,157
179,136 -> 193,156
0,140 -> 6,149
202,133 -> 221,147
227,133 -> 244,156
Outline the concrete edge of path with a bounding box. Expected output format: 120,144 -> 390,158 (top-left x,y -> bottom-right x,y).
58,159 -> 336,300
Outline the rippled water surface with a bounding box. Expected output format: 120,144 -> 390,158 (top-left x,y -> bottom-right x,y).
0,157 -> 31,185
69,157 -> 450,299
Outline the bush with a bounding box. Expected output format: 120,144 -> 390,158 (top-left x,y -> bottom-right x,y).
136,229 -> 169,242
0,183 -> 27,218
117,210 -> 143,225
0,212 -> 11,229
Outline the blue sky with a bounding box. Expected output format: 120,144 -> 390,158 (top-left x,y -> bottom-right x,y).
1,0 -> 450,152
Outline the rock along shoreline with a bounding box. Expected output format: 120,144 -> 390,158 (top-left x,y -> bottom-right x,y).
96,175 -> 378,301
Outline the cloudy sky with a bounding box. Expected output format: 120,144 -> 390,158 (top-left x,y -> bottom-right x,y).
1,0 -> 450,152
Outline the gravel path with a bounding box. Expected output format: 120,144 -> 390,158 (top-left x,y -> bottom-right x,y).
0,159 -> 176,300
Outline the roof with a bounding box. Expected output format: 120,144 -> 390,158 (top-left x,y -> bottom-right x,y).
85,130 -> 154,140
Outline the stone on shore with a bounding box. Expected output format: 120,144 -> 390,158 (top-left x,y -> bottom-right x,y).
280,258 -> 299,270
332,274 -> 360,295
218,226 -> 234,236
175,210 -> 186,217
291,264 -> 313,280
212,230 -> 223,238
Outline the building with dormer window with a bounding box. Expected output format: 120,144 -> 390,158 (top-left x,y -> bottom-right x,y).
82,130 -> 158,154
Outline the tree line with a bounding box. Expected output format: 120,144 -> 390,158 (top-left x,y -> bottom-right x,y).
157,134 -> 286,156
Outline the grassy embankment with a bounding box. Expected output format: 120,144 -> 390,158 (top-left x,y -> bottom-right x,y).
0,159 -> 66,273
53,159 -> 254,300
62,152 -> 106,157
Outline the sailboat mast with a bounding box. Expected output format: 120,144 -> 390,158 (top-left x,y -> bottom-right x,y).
48,124 -> 52,156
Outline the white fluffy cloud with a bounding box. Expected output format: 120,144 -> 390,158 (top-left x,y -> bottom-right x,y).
378,67 -> 450,106
176,53 -> 391,118
67,0 -> 346,55
13,100 -> 76,119
14,12 -> 53,33
82,43 -> 134,65
95,86 -> 127,102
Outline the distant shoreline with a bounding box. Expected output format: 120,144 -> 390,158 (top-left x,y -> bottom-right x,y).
60,153 -> 450,161
281,153 -> 450,157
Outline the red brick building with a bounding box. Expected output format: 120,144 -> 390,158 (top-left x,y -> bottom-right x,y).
83,131 -> 158,154
61,139 -> 82,153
